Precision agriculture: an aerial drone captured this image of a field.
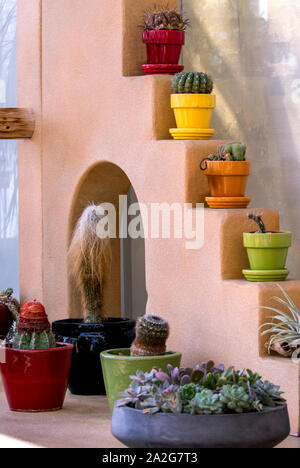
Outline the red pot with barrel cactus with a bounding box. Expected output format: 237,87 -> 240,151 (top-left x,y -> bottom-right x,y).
141,7 -> 189,75
0,300 -> 73,412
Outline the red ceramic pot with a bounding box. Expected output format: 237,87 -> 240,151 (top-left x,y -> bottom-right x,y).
0,303 -> 13,338
0,343 -> 73,412
142,30 -> 185,64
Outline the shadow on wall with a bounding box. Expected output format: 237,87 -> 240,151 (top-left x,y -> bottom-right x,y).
183,0 -> 300,277
68,161 -> 147,322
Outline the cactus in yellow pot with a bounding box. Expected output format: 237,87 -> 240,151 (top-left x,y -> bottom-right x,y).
170,72 -> 216,140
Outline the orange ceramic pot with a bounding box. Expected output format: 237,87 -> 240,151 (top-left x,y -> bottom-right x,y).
202,161 -> 251,197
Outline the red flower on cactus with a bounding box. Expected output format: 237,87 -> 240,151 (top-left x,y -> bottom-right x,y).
17,300 -> 51,333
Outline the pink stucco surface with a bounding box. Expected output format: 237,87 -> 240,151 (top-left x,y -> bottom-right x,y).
17,0 -> 300,435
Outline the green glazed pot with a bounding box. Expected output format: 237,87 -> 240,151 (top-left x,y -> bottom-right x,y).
100,348 -> 182,411
243,232 -> 292,270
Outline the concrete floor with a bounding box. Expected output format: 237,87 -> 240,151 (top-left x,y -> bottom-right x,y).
0,390 -> 299,448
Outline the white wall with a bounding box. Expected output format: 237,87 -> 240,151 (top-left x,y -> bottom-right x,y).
0,0 -> 18,297
183,0 -> 300,277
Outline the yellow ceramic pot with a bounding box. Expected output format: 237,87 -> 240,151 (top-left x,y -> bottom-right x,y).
171,94 -> 216,129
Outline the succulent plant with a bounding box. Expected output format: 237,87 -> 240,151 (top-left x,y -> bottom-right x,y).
11,300 -> 56,350
180,383 -> 200,405
172,72 -> 214,95
219,385 -> 252,414
117,362 -> 286,415
130,315 -> 169,357
247,214 -> 267,233
189,389 -> 224,415
253,380 -> 286,408
0,288 -> 20,322
143,7 -> 190,31
260,285 -> 300,358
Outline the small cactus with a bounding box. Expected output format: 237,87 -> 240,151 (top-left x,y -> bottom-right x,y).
219,385 -> 251,413
130,315 -> 169,357
143,8 -> 190,31
189,389 -> 224,415
248,214 -> 267,233
12,300 -> 56,350
172,72 -> 214,94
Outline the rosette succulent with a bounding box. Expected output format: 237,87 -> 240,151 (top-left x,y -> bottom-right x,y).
219,385 -> 252,414
189,389 -> 224,415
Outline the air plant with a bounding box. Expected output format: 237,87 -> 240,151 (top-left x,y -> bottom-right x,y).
260,285 -> 300,358
68,205 -> 112,324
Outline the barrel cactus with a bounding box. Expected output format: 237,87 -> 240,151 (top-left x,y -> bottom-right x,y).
189,389 -> 224,415
12,300 -> 56,350
172,72 -> 214,94
219,385 -> 252,413
130,315 -> 169,357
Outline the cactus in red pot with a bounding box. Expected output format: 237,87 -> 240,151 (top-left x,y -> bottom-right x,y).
12,300 -> 56,349
0,299 -> 73,412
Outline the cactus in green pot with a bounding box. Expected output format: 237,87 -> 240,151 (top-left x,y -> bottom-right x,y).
12,300 -> 56,350
172,72 -> 214,94
130,315 -> 169,357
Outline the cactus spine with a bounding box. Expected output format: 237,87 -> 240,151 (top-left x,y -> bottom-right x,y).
172,72 -> 214,94
11,300 -> 56,350
130,315 -> 169,357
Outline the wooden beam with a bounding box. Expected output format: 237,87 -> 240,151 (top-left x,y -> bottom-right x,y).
0,108 -> 35,139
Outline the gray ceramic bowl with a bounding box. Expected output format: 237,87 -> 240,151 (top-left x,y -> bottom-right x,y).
112,405 -> 290,448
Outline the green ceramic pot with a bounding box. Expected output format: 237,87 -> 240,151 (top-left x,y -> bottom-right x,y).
100,348 -> 182,411
243,232 -> 292,270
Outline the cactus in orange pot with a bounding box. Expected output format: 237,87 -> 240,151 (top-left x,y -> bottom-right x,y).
12,300 -> 56,349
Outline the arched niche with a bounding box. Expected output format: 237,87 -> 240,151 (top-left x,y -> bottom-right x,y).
68,161 -> 147,320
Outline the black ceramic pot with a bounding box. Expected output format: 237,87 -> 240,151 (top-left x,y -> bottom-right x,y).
52,318 -> 136,396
